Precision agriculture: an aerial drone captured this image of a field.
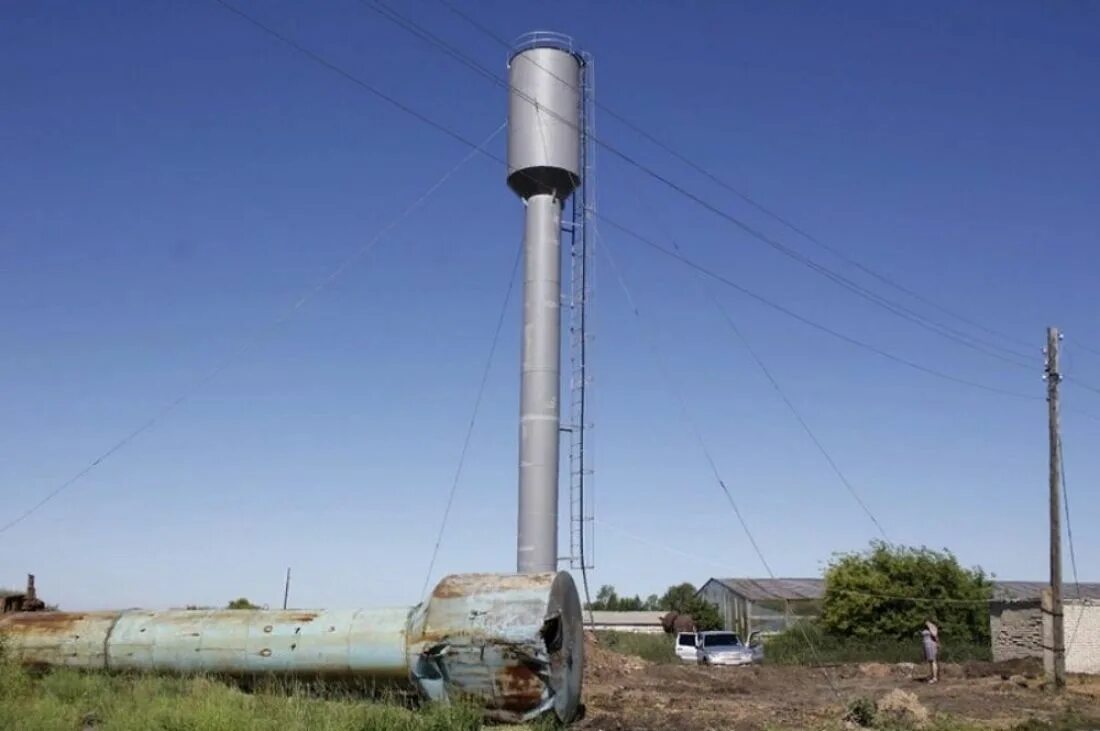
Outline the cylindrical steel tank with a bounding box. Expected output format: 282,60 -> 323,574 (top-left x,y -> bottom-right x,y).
507,37 -> 582,199
517,192 -> 564,574
506,32 -> 585,574
0,572 -> 584,724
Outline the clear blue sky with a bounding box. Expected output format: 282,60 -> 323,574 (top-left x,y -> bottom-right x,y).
2,1 -> 1097,611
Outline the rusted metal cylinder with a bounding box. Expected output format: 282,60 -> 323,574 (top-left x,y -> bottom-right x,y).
0,572 -> 584,724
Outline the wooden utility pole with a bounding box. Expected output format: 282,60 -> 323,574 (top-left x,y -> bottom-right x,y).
282,567 -> 291,611
1045,326 -> 1065,689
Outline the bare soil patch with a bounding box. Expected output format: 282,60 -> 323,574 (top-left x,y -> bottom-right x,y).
579,638 -> 1100,730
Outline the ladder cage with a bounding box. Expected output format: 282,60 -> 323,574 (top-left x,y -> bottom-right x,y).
566,51 -> 595,571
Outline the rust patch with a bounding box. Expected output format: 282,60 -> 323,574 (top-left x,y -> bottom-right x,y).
495,663 -> 545,713
0,612 -> 117,635
134,612 -> 252,628
432,572 -> 554,599
283,613 -> 318,623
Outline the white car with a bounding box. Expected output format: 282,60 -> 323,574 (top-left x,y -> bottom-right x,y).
674,631 -> 698,663
695,631 -> 764,666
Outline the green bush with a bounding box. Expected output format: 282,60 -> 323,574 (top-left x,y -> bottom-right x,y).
226,597 -> 260,610
844,696 -> 877,727
594,631 -> 677,664
821,542 -> 992,645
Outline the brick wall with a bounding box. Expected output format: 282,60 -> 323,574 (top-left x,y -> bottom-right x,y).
990,600 -> 1043,662
1065,599 -> 1100,674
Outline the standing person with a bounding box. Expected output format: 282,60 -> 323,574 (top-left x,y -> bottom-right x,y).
921,620 -> 940,683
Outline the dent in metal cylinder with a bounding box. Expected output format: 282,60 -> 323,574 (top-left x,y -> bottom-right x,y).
517,193 -> 562,574
507,46 -> 582,199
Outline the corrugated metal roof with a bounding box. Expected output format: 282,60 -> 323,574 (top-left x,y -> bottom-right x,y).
710,578 -> 825,601
584,611 -> 665,626
707,578 -> 1100,603
992,581 -> 1100,601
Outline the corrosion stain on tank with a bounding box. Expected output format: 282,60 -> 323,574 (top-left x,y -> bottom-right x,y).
0,612 -> 115,635
496,663 -> 545,712
432,573 -> 554,600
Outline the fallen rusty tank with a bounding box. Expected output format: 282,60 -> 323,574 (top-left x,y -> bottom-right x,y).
0,571 -> 584,724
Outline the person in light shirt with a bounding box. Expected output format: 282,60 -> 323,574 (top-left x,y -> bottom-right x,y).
921,620 -> 940,683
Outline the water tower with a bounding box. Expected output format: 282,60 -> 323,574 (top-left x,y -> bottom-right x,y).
507,33 -> 585,574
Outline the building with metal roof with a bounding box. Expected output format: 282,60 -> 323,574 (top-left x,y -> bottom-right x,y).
697,578 -> 825,636
698,577 -> 1100,637
992,581 -> 1100,602
583,611 -> 665,634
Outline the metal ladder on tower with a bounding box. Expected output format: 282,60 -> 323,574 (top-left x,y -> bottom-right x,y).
565,50 -> 595,572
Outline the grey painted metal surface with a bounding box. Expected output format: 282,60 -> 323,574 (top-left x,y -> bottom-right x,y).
507,36 -> 584,574
0,572 -> 585,724
517,192 -> 564,573
507,44 -> 581,200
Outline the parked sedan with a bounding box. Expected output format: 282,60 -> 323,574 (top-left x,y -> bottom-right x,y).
696,631 -> 762,666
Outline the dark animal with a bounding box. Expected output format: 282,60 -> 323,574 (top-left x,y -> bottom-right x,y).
660,611 -> 696,634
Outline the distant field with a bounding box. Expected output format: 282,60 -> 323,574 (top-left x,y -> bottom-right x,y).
0,657 -> 482,731
593,628 -> 992,666
592,631 -> 677,663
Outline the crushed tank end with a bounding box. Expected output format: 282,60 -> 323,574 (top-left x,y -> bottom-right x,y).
409,571 -> 584,723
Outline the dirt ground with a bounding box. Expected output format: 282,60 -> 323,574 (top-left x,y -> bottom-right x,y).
579,638 -> 1100,730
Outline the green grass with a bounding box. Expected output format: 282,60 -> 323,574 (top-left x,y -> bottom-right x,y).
763,622 -> 991,665
0,657 -> 483,731
593,631 -> 676,663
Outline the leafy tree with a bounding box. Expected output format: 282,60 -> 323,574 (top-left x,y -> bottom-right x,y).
586,583 -> 722,630
820,542 -> 992,644
657,582 -> 723,631
226,597 -> 259,610
588,585 -> 648,611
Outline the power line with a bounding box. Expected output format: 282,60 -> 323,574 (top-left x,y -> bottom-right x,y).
1067,339 -> 1100,358
365,0 -> 1033,370
420,237 -> 522,600
703,277 -> 890,541
1058,436 -> 1086,652
1064,375 -> 1100,398
599,214 -> 1043,402
629,178 -> 889,541
1058,340 -> 1100,418
600,234 -> 840,694
433,0 -> 1037,361
208,0 -> 1048,404
601,235 -> 773,576
599,522 -> 1022,607
210,0 -> 488,154
0,121 -> 506,536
